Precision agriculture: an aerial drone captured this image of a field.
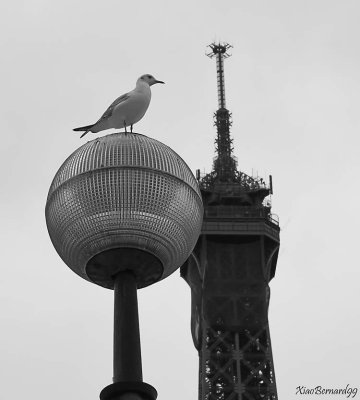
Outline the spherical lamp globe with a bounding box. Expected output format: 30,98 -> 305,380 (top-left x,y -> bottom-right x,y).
45,133 -> 203,289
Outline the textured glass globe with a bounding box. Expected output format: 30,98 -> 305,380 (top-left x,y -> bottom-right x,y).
45,133 -> 203,289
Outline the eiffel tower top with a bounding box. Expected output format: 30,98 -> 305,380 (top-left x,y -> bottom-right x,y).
205,42 -> 238,184
198,43 -> 273,206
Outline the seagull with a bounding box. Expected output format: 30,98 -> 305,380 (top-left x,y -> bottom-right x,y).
73,74 -> 165,138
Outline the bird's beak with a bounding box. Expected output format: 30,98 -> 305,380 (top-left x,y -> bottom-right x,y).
155,80 -> 165,84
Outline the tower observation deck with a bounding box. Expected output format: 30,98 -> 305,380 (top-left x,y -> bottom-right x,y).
182,43 -> 280,400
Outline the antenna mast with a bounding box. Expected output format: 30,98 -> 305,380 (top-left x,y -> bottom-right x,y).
207,42 -> 237,182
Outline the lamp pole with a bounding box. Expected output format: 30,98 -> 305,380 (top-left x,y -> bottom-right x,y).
45,133 -> 203,399
113,272 -> 142,383
100,271 -> 157,400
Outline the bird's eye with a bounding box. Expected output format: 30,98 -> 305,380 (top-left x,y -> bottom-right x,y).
147,75 -> 152,79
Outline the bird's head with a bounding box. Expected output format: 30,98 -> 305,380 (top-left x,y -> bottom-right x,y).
138,74 -> 165,86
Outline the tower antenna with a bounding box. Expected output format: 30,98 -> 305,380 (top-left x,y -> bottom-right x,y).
206,42 -> 237,183
206,42 -> 232,109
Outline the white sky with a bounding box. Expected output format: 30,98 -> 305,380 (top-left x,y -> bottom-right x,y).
1,1 -> 360,399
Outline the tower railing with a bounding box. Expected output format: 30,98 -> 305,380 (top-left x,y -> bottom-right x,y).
204,205 -> 279,225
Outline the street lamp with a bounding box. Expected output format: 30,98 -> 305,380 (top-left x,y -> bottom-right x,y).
45,132 -> 203,399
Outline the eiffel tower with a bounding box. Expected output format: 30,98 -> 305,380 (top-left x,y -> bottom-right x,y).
181,43 -> 280,400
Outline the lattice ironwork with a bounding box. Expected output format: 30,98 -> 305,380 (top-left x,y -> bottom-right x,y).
181,229 -> 280,400
200,325 -> 277,400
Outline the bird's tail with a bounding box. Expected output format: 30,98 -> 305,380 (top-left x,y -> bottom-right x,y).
73,124 -> 94,138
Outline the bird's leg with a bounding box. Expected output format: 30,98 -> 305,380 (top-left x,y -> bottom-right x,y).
130,124 -> 133,133
124,121 -> 127,134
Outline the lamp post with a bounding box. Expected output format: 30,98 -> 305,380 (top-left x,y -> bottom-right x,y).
45,132 -> 203,399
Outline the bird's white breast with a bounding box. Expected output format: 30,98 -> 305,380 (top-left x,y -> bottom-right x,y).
110,83 -> 152,128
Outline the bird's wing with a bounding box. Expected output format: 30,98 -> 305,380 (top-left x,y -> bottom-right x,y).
99,92 -> 131,120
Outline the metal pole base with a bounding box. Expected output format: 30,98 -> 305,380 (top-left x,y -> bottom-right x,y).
100,381 -> 157,400
100,272 -> 157,400
113,271 -> 142,382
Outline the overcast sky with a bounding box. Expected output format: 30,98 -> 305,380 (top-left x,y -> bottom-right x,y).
1,1 -> 360,399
